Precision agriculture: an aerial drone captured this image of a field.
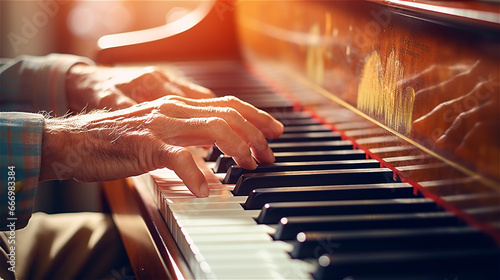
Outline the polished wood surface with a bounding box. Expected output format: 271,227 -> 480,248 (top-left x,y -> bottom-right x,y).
96,1 -> 239,64
102,177 -> 192,280
236,0 -> 500,183
233,1 -> 500,237
97,0 -> 500,278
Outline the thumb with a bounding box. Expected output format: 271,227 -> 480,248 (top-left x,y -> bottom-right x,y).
160,145 -> 210,197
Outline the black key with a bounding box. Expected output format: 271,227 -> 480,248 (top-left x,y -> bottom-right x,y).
269,140 -> 353,152
205,145 -> 222,162
223,159 -> 380,184
291,227 -> 498,259
236,93 -> 288,100
270,111 -> 312,121
251,101 -> 295,112
259,104 -> 295,112
214,150 -> 368,173
313,248 -> 500,280
213,155 -> 237,173
206,84 -> 271,92
257,198 -> 438,224
282,125 -> 332,133
274,212 -> 463,240
267,132 -> 342,143
194,79 -> 265,89
243,183 -> 416,210
234,92 -> 289,100
283,119 -> 323,126
210,135 -> 345,164
233,168 -> 397,196
260,106 -> 295,114
273,150 -> 367,162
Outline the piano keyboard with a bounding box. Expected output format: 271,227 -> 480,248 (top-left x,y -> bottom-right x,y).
148,61 -> 500,280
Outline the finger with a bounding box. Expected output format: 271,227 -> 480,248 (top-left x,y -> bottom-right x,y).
158,102 -> 274,163
156,116 -> 258,169
96,89 -> 137,110
118,70 -> 214,102
114,67 -> 180,102
165,95 -> 284,138
436,106 -> 482,149
161,145 -> 210,197
203,117 -> 259,169
157,70 -> 216,99
172,79 -> 216,99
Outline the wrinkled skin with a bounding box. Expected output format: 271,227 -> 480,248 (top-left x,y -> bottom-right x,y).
40,65 -> 283,197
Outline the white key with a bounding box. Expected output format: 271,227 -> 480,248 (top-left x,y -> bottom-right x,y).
195,240 -> 293,253
181,224 -> 275,235
176,216 -> 257,227
187,232 -> 273,244
149,150 -> 314,280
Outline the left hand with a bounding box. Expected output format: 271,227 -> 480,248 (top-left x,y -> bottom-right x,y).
65,64 -> 215,112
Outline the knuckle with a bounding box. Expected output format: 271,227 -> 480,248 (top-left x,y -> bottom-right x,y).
253,131 -> 267,144
456,111 -> 470,121
97,90 -> 119,106
163,95 -> 184,103
205,117 -> 228,129
222,95 -> 242,105
142,66 -> 159,75
221,107 -> 242,119
204,88 -> 216,96
152,97 -> 184,113
150,66 -> 163,74
171,147 -> 194,166
158,101 -> 177,112
144,110 -> 164,124
205,117 -> 227,136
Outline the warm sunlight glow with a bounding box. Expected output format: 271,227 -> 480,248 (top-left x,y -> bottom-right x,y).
97,1 -> 214,49
68,2 -> 131,39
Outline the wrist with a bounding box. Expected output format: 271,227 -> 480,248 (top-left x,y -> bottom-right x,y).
40,117 -> 74,181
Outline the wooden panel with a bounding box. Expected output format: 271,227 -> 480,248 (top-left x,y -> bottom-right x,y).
236,0 -> 500,184
102,177 -> 192,280
96,0 -> 240,64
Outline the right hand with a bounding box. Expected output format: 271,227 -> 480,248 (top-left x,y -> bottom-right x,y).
40,95 -> 284,197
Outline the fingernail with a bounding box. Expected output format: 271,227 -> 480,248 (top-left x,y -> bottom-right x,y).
275,121 -> 284,134
251,159 -> 258,169
267,146 -> 275,162
200,182 -> 210,197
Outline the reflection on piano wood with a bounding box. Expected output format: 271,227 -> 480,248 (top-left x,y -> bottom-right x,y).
98,0 -> 500,279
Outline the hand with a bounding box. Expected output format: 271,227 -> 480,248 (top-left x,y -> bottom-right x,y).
65,64 -> 215,112
411,62 -> 500,179
40,96 -> 284,197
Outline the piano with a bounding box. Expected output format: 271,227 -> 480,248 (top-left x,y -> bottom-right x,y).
96,1 -> 500,279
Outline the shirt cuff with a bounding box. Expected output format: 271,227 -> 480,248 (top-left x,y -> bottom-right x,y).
18,54 -> 95,116
0,112 -> 44,229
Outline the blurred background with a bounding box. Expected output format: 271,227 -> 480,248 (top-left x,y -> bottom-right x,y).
1,0 -> 202,213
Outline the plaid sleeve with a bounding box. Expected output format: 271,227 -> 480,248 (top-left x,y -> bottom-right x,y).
0,112 -> 44,230
0,53 -> 95,115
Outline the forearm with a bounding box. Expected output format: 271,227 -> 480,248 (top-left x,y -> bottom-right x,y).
39,112 -> 163,183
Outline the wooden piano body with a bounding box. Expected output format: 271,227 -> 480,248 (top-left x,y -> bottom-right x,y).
97,1 -> 500,279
